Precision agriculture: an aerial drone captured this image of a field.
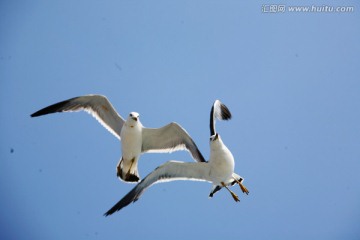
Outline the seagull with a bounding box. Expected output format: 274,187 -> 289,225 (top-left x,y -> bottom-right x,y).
104,100 -> 249,216
31,94 -> 206,182
208,100 -> 248,198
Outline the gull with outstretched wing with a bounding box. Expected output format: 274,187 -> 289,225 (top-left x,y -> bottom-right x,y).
31,95 -> 205,182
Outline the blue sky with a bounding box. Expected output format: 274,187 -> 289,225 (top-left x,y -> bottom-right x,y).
1,1 -> 359,239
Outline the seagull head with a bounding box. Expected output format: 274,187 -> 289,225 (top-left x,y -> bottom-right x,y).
128,112 -> 140,122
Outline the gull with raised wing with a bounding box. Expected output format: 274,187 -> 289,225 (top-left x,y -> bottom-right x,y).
31,95 -> 205,182
104,100 -> 249,216
208,100 -> 249,198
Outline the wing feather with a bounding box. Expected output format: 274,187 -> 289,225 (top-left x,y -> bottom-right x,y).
142,123 -> 206,162
31,95 -> 124,139
210,100 -> 232,136
104,161 -> 210,216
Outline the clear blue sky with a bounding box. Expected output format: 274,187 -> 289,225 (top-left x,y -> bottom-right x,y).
1,1 -> 359,239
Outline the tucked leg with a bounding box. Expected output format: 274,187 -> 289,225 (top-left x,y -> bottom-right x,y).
116,158 -> 124,178
125,158 -> 135,179
116,158 -> 140,182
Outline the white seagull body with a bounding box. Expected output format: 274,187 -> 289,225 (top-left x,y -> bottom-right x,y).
31,95 -> 205,182
104,100 -> 249,216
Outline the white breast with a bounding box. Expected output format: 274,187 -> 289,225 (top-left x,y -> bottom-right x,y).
209,144 -> 235,184
120,123 -> 142,160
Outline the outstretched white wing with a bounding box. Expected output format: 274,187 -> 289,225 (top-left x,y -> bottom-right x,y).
104,161 -> 210,216
31,95 -> 125,139
142,122 -> 206,162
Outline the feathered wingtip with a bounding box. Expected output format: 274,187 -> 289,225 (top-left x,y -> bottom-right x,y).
30,97 -> 78,117
209,185 -> 222,198
210,100 -> 232,136
103,186 -> 141,216
214,100 -> 232,121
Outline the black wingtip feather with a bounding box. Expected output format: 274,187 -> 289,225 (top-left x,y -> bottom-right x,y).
30,98 -> 77,117
104,207 -> 117,217
103,183 -> 143,216
103,199 -> 128,217
210,100 -> 232,136
209,185 -> 222,198
219,103 -> 232,120
210,104 -> 215,136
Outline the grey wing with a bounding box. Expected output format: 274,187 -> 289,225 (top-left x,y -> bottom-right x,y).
104,161 -> 210,216
210,100 -> 232,136
31,95 -> 125,139
141,122 -> 206,162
